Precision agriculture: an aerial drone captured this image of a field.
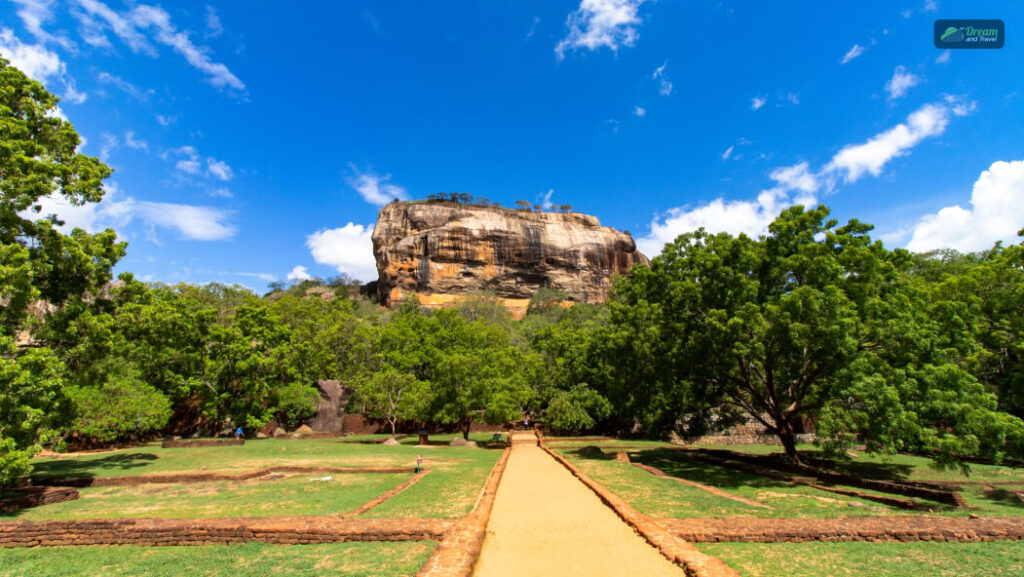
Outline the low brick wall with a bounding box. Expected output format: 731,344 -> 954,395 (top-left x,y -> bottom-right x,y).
161,438 -> 244,448
417,447 -> 511,577
539,434 -> 740,577
0,517 -> 451,547
32,466 -> 417,488
660,516 -> 1024,543
0,487 -> 79,512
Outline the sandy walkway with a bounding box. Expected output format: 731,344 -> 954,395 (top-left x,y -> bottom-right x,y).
473,432 -> 686,577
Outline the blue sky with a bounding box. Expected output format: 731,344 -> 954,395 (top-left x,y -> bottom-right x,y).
2,0 -> 1023,291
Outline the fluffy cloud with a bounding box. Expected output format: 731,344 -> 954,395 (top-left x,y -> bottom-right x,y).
306,223 -> 378,283
907,160 -> 1024,253
73,0 -> 244,91
27,185 -> 236,241
885,65 -> 920,100
637,99 -> 974,257
633,105 -> 646,117
721,145 -> 734,160
346,166 -> 409,206
652,61 -> 672,96
750,96 -> 766,110
286,265 -> 313,283
124,131 -> 148,151
826,100 -> 959,183
555,0 -> 648,60
840,44 -> 865,64
0,28 -> 63,81
206,158 -> 233,181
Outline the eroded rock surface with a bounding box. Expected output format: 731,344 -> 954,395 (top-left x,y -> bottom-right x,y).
372,201 -> 648,315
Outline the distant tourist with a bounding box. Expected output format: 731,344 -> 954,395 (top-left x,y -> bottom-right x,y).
235,427 -> 243,439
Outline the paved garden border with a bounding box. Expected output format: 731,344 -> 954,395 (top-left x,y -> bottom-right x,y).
539,433 -> 740,577
659,516 -> 1024,543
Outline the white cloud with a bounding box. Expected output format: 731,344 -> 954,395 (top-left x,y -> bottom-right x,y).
156,114 -> 177,126
721,146 -> 734,160
63,78 -> 87,104
907,160 -> 1024,253
637,98 -> 975,257
885,65 -> 920,100
286,265 -> 313,283
124,131 -> 148,151
555,0 -> 648,60
633,105 -> 646,117
204,5 -> 223,38
346,166 -> 409,206
98,71 -> 154,101
73,0 -> 244,92
100,132 -> 117,160
935,50 -> 950,64
0,28 -> 63,81
26,184 -> 235,241
826,100 -> 963,183
537,188 -> 555,210
841,44 -> 865,64
239,272 -> 278,283
169,146 -> 201,175
525,15 -> 540,39
206,158 -> 233,181
12,0 -> 76,51
306,223 -> 378,282
924,0 -> 938,12
751,96 -> 766,110
785,92 -> 800,105
652,60 -> 672,96
209,187 -> 233,198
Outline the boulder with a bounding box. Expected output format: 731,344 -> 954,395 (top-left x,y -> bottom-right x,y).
294,425 -> 313,435
449,437 -> 478,448
272,428 -> 288,438
382,437 -> 401,446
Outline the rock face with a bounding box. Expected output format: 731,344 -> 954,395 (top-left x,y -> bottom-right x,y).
372,201 -> 648,316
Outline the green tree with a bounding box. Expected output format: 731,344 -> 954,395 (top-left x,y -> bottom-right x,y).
0,58 -> 123,482
430,309 -> 529,439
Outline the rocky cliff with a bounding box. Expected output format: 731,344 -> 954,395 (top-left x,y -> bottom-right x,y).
372,201 -> 648,316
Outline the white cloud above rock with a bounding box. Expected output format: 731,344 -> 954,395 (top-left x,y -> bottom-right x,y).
306,223 -> 379,282
555,0 -> 648,60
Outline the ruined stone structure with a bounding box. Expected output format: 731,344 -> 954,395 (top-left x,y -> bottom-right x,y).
371,201 -> 648,317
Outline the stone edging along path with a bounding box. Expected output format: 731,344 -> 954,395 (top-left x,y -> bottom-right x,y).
659,516 -> 1024,543
537,434 -> 740,577
416,447 -> 511,577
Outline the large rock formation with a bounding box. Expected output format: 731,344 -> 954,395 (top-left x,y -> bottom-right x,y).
372,201 -> 648,316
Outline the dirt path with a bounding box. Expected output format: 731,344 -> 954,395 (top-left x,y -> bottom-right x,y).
473,432 -> 686,577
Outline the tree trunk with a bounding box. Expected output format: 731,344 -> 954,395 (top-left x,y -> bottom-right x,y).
389,418 -> 397,436
462,418 -> 471,441
778,430 -> 801,464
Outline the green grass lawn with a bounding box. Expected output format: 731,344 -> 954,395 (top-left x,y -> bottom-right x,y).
3,473 -> 407,521
557,447 -> 907,519
0,542 -> 436,577
699,541 -> 1024,577
23,438 -> 503,520
557,445 -> 1024,519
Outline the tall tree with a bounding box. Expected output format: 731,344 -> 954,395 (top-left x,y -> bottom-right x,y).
0,58 -> 123,482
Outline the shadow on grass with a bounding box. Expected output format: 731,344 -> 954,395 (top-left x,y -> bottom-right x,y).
30,452 -> 159,479
802,453 -> 916,483
623,448 -> 796,490
980,488 -> 1024,510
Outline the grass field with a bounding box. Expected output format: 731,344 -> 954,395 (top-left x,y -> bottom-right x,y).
4,473 -> 407,521
553,444 -> 1024,519
699,541 -> 1024,577
0,542 -> 436,577
20,437 -> 502,520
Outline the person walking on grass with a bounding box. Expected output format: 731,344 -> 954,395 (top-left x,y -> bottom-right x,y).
235,427 -> 243,439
